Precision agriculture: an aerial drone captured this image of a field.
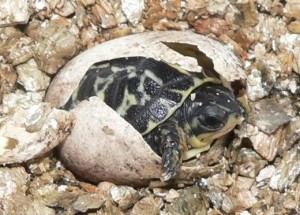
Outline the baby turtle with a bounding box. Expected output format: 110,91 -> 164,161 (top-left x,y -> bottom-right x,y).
64,57 -> 245,181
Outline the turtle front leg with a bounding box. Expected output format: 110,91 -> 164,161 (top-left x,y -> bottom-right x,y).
157,121 -> 186,181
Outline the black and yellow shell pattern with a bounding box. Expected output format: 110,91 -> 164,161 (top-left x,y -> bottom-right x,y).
65,57 -> 218,135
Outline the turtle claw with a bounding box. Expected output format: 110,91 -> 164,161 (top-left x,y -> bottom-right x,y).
161,159 -> 179,181
161,138 -> 181,181
162,171 -> 176,181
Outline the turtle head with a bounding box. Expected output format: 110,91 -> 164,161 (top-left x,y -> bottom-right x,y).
186,83 -> 245,148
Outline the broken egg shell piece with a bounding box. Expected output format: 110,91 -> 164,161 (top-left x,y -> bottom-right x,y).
0,106 -> 74,164
45,30 -> 246,108
57,97 -> 162,186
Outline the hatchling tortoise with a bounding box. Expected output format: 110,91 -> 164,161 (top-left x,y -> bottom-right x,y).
64,56 -> 245,181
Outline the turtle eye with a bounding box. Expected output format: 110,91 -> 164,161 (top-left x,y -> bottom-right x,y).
196,104 -> 227,131
199,114 -> 225,130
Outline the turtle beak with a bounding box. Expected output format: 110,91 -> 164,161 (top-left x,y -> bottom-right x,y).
235,92 -> 249,123
237,100 -> 247,123
231,101 -> 246,126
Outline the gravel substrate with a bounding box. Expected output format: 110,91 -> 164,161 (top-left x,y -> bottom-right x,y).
0,0 -> 300,214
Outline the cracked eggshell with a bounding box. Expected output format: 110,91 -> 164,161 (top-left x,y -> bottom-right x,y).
45,31 -> 245,186
57,97 -> 162,186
